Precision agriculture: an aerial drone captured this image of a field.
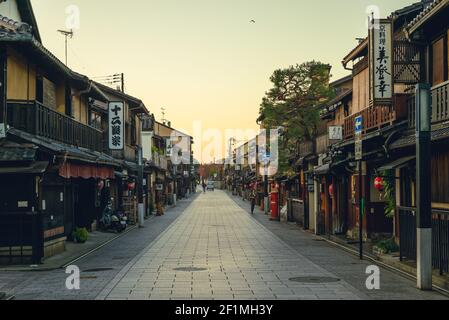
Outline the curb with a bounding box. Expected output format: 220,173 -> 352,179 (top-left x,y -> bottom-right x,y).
0,222 -> 142,272
315,234 -> 449,298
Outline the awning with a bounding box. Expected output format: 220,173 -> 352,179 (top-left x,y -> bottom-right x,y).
59,162 -> 115,179
376,156 -> 416,172
314,163 -> 331,175
0,161 -> 48,174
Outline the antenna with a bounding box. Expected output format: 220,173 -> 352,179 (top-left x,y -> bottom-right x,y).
161,107 -> 167,125
57,29 -> 74,66
92,73 -> 125,92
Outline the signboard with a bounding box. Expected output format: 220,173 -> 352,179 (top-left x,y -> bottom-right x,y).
370,19 -> 393,103
355,116 -> 363,135
0,123 -> 6,139
328,126 -> 343,141
166,138 -> 173,157
108,102 -> 124,150
355,116 -> 363,161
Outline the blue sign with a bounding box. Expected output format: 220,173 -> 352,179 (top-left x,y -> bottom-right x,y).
355,116 -> 363,135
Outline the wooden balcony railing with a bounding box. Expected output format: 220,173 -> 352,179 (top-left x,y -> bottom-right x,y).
344,105 -> 397,139
407,80 -> 449,127
152,152 -> 168,171
7,101 -> 103,152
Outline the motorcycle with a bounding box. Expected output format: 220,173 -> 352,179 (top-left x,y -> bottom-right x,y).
100,202 -> 127,233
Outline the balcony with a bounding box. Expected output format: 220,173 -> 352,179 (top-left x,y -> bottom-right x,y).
407,80 -> 449,128
152,152 -> 168,171
7,101 -> 103,152
344,105 -> 397,139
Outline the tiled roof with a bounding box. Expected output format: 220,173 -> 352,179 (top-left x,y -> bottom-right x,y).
7,128 -> 121,167
407,0 -> 449,33
0,146 -> 36,162
390,126 -> 449,149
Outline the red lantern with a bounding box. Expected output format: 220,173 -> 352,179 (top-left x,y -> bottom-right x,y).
374,177 -> 384,191
329,184 -> 334,197
128,182 -> 136,191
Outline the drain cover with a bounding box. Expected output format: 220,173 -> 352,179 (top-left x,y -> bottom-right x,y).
174,267 -> 208,272
289,276 -> 340,283
83,267 -> 114,273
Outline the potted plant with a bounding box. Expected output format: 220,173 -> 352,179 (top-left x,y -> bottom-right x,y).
72,228 -> 89,244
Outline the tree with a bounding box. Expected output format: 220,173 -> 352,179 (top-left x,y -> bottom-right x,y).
258,61 -> 334,175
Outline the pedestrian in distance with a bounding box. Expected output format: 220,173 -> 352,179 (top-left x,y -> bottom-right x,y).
202,181 -> 207,193
249,188 -> 257,215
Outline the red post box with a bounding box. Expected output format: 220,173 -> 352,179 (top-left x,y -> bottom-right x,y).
270,191 -> 279,220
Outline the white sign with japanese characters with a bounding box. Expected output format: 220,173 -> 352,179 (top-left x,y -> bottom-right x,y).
329,126 -> 343,141
372,19 -> 393,102
109,102 -> 124,150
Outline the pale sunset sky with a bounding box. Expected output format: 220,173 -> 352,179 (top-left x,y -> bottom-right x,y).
31,0 -> 415,162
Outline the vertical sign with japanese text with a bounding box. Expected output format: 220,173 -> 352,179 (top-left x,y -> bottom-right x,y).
355,115 -> 363,161
370,19 -> 393,104
109,102 -> 124,150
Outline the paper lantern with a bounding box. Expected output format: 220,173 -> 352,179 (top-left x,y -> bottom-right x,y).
128,182 -> 136,191
329,184 -> 334,197
374,177 -> 384,191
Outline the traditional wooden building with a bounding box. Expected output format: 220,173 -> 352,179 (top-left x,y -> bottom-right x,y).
0,1 -> 122,263
94,82 -> 149,225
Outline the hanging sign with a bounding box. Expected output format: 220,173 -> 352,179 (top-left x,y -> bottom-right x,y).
370,19 -> 394,104
355,115 -> 363,161
329,126 -> 343,141
109,102 -> 124,150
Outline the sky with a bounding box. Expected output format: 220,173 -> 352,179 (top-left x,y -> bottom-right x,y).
30,0 -> 416,163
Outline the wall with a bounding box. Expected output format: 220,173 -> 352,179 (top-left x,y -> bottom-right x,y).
0,0 -> 21,21
71,91 -> 88,124
351,67 -> 369,115
6,47 -> 36,101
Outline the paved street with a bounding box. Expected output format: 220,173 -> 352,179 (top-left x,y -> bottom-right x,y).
1,190 -> 447,300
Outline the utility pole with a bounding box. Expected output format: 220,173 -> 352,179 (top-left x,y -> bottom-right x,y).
57,29 -> 73,66
121,73 -> 125,93
137,146 -> 145,228
354,115 -> 364,259
416,83 -> 432,290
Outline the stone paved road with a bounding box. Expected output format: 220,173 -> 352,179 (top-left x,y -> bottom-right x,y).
1,190 -> 447,300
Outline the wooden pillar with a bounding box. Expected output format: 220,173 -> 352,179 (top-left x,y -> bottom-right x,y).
0,45 -> 7,127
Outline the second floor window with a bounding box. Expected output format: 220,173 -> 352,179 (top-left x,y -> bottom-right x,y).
90,110 -> 102,130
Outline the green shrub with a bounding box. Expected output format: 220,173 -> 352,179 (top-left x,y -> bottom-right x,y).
72,228 -> 88,243
375,238 -> 399,254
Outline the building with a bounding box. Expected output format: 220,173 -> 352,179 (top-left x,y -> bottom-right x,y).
0,0 -> 123,263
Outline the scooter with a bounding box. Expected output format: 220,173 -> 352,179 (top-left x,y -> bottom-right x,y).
100,203 -> 127,233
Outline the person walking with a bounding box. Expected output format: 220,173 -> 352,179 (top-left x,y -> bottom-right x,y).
249,188 -> 257,215
202,181 -> 207,193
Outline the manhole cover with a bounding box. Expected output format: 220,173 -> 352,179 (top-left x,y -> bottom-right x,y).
82,268 -> 114,273
289,276 -> 340,283
174,267 -> 208,272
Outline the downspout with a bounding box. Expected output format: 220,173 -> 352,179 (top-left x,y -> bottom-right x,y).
70,80 -> 92,119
